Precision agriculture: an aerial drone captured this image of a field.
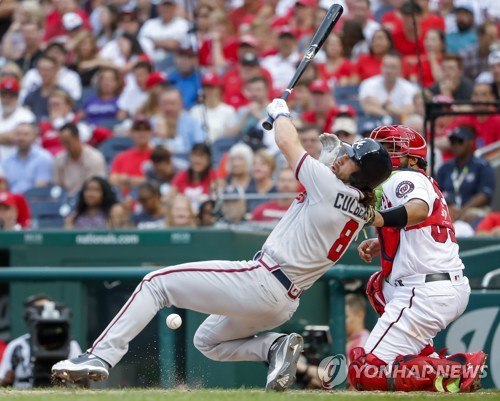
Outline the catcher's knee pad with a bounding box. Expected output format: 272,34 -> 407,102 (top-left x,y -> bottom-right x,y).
348,347 -> 389,391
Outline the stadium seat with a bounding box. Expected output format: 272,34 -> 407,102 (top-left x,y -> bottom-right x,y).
357,115 -> 397,137
333,85 -> 364,116
211,137 -> 240,167
30,201 -> 68,229
98,136 -> 134,166
77,86 -> 97,110
24,185 -> 66,204
481,268 -> 500,289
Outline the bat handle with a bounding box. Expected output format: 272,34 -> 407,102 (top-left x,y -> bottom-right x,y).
262,91 -> 291,131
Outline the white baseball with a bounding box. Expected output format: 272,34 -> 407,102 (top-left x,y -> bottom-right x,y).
166,313 -> 182,329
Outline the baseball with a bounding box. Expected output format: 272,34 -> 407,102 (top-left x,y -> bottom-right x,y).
166,313 -> 182,330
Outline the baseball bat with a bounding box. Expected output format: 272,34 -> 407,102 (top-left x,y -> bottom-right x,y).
262,3 -> 344,131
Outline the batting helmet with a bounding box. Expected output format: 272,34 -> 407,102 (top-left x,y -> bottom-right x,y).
343,138 -> 392,190
369,125 -> 427,167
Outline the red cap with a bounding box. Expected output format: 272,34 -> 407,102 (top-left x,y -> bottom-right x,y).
277,26 -> 296,38
337,104 -> 356,117
131,115 -> 152,130
239,35 -> 259,48
309,80 -> 330,94
146,72 -> 168,89
0,77 -> 20,94
296,0 -> 317,7
0,192 -> 17,208
201,72 -> 221,87
134,54 -> 152,66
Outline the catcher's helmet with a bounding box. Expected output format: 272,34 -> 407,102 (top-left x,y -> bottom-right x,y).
343,138 -> 392,190
369,125 -> 427,167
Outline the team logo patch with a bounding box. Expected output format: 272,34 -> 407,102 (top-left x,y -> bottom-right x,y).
396,181 -> 415,198
296,191 -> 307,204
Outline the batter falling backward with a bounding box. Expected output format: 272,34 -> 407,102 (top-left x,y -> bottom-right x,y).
52,98 -> 391,391
349,125 -> 486,393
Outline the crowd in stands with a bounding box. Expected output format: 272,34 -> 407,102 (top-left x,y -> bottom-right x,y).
0,0 -> 498,236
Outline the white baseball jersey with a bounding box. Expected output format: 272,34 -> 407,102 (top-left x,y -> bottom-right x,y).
378,169 -> 464,281
263,152 -> 371,290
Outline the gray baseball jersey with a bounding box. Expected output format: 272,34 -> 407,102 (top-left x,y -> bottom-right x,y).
264,152 -> 372,290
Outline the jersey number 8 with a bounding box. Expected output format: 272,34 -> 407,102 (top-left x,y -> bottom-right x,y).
328,220 -> 359,262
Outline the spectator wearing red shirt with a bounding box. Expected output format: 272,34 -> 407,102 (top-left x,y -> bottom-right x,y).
169,143 -> 219,211
476,212 -> 500,236
354,28 -> 394,81
0,171 -> 31,228
391,2 -> 426,57
109,116 -> 153,194
198,11 -> 244,69
381,0 -> 444,34
380,0 -> 405,33
417,0 -> 445,33
43,0 -> 91,43
403,29 -> 445,87
317,32 -> 355,87
229,0 -> 263,34
0,192 -> 28,230
301,80 -> 340,133
251,167 -> 299,223
221,52 -> 273,110
451,82 -> 500,149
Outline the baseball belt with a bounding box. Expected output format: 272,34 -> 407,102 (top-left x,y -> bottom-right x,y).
386,270 -> 464,287
254,251 -> 303,300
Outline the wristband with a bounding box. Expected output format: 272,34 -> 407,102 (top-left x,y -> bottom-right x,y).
379,205 -> 408,228
274,113 -> 290,120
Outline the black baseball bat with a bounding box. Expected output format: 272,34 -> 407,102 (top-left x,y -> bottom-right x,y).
262,3 -> 344,131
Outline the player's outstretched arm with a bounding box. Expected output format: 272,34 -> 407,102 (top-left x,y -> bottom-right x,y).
267,99 -> 305,170
372,199 -> 429,228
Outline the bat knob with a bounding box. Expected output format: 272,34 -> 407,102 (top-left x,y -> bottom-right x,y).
262,118 -> 274,131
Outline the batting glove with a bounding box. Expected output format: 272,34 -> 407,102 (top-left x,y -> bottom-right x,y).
267,99 -> 290,120
318,133 -> 341,166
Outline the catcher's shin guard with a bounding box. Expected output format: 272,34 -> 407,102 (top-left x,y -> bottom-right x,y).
348,347 -> 486,392
348,347 -> 390,391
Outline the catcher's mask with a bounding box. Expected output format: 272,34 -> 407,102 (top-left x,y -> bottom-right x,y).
369,125 -> 427,168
